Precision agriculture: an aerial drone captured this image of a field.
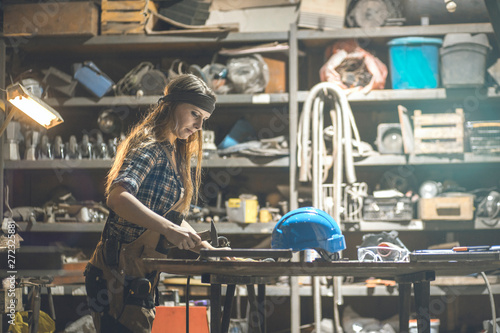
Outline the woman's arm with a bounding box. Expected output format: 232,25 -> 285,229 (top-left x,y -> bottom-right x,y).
107,185 -> 201,250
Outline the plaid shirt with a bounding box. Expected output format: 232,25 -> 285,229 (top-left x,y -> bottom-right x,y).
103,142 -> 184,244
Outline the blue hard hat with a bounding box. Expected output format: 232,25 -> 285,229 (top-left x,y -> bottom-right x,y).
272,207 -> 346,259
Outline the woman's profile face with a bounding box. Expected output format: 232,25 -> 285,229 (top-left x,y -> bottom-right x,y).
171,102 -> 211,140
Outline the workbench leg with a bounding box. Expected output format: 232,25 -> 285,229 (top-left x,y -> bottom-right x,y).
221,284 -> 236,333
258,284 -> 266,333
211,283 -> 222,333
247,284 -> 262,333
398,282 -> 412,333
414,281 -> 431,333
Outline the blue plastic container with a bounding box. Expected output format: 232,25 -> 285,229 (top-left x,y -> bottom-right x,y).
387,37 -> 443,89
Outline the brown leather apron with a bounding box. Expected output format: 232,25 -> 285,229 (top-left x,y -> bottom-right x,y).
88,227 -> 169,333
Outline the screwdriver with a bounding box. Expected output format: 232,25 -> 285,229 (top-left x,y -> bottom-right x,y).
452,245 -> 492,252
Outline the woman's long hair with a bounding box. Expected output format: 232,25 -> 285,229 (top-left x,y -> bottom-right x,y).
105,74 -> 215,214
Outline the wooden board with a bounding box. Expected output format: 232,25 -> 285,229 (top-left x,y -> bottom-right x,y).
4,2 -> 99,37
418,196 -> 474,221
413,108 -> 464,154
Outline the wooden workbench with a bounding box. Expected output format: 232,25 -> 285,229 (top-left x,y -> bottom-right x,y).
144,258 -> 500,333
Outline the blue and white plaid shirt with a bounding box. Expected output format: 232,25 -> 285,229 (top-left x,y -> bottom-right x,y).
104,142 -> 184,243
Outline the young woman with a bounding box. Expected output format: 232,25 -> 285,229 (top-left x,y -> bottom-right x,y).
85,74 -> 218,332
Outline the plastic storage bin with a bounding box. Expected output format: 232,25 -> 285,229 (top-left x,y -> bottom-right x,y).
388,37 -> 443,89
440,33 -> 491,88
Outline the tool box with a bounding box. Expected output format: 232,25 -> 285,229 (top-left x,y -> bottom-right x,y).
413,108 -> 464,154
73,61 -> 115,98
466,120 -> 500,154
418,195 -> 474,221
362,196 -> 413,222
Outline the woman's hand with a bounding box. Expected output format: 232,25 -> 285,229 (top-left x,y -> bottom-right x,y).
164,223 -> 202,250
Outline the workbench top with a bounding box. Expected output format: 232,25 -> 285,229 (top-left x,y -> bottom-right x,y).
143,259 -> 500,279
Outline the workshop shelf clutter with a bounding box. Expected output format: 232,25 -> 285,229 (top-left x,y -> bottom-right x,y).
1,0 -> 500,332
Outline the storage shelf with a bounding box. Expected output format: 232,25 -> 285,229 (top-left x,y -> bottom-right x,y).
298,87 -> 500,104
44,93 -> 290,108
354,153 -> 500,166
16,221 -> 278,234
42,88 -> 500,109
4,156 -> 289,170
298,23 -> 494,46
15,32 -> 290,54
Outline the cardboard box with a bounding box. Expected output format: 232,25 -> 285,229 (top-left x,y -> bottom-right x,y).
4,2 -> 99,37
299,0 -> 347,30
206,5 -> 299,32
264,56 -> 287,93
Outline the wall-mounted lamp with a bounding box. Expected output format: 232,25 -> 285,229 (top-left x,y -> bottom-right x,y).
0,83 -> 64,136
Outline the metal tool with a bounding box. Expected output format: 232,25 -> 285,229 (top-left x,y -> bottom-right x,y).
211,220 -> 229,248
156,230 -> 211,254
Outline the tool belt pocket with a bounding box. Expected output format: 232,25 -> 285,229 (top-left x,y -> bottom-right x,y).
104,237 -> 121,267
84,264 -> 109,313
123,272 -> 156,309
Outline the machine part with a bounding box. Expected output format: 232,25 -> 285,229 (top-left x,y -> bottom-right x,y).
115,62 -> 168,96
376,123 -> 403,154
202,130 -> 217,159
21,78 -> 43,98
53,136 -> 65,159
419,181 -> 443,199
108,138 -> 118,158
226,54 -> 269,94
346,0 -> 403,28
3,121 -> 21,161
271,207 -> 346,262
95,132 -> 109,159
362,196 -> 413,222
39,134 -> 53,160
379,166 -> 418,194
25,130 -> 40,161
80,134 -> 93,159
98,109 -> 123,137
66,135 -> 80,159
42,66 -> 78,97
403,0 -> 489,25
477,191 -> 500,219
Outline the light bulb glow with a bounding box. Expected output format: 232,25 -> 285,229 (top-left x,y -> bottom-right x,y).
9,96 -> 57,127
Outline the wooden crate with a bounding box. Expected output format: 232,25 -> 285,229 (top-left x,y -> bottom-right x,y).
413,108 -> 464,154
101,0 -> 152,35
4,2 -> 98,37
418,196 -> 474,221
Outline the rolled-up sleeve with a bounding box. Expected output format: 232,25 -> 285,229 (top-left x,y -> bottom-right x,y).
110,145 -> 158,196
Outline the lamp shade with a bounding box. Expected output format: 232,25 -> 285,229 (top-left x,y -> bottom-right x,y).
6,83 -> 64,129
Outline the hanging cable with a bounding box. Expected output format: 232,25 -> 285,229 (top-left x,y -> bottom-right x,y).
481,272 -> 498,333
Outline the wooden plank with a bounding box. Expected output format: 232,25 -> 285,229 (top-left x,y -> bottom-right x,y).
414,127 -> 463,139
101,22 -> 146,34
102,0 -> 147,11
102,10 -> 148,23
